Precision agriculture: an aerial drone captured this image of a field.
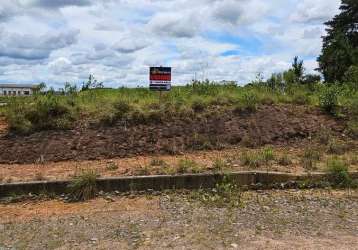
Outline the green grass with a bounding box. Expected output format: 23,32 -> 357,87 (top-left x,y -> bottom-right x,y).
67,170 -> 98,201
177,158 -> 202,174
325,158 -> 353,188
2,82 -> 358,134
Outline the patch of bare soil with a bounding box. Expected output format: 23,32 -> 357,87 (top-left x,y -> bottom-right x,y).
0,189 -> 357,249
0,105 -> 343,164
1,145 -> 357,183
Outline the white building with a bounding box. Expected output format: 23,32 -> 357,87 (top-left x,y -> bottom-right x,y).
0,84 -> 38,96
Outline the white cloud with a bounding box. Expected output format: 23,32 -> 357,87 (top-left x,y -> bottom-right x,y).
290,0 -> 340,24
0,0 -> 342,86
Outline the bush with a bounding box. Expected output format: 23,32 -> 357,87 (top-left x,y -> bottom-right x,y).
6,95 -> 75,134
67,170 -> 98,201
326,158 -> 352,187
319,86 -> 339,113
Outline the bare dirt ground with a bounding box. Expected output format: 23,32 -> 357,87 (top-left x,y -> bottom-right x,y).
1,189 -> 357,249
1,145 -> 357,183
0,105 -> 343,164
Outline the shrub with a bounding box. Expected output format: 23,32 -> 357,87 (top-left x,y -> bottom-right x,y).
326,158 -> 352,187
319,86 -> 339,113
6,95 -> 75,134
67,170 -> 98,201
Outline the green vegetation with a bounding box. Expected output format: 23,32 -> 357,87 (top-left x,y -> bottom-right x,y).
212,158 -> 230,173
106,161 -> 118,171
301,147 -> 321,171
150,158 -> 168,167
325,158 -> 354,188
177,158 -> 202,174
318,0 -> 358,82
191,176 -> 242,208
240,147 -> 275,169
2,77 -> 357,135
67,170 -> 98,201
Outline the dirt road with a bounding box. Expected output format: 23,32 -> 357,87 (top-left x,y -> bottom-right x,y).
1,189 -> 357,249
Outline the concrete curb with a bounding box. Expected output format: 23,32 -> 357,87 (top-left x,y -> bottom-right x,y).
1,171 -> 358,197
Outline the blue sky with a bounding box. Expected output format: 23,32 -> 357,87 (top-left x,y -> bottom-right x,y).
0,0 -> 341,88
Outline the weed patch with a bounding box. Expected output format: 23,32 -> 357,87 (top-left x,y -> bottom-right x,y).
190,176 -> 242,208
326,158 -> 354,188
67,170 -> 98,201
177,158 -> 202,174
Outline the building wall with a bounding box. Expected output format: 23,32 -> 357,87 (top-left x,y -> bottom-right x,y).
0,87 -> 34,96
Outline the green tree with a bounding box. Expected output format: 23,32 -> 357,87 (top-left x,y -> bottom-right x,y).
81,74 -> 104,91
318,0 -> 358,82
292,56 -> 304,83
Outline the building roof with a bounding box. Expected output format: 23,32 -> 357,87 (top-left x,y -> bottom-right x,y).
0,83 -> 38,89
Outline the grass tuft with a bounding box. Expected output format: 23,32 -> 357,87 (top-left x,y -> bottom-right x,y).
67,170 -> 98,201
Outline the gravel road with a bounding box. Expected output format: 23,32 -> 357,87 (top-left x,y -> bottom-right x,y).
1,189 -> 357,249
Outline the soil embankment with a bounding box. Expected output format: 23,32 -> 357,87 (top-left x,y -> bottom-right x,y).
0,105 -> 343,164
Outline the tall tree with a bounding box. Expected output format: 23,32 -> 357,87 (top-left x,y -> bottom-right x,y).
292,56 -> 304,83
318,0 -> 358,82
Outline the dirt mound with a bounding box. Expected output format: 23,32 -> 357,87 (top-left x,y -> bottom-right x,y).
0,105 -> 343,164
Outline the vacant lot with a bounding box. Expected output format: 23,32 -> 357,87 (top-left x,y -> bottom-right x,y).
1,189 -> 357,249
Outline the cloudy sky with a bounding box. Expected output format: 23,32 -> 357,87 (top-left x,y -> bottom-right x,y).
0,0 -> 341,88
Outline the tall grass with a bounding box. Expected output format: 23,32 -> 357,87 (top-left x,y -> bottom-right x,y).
2,81 -> 357,134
